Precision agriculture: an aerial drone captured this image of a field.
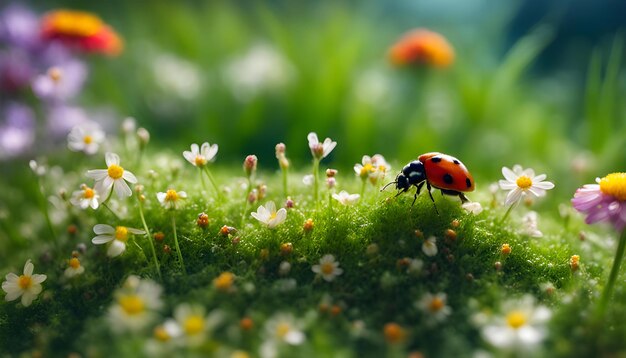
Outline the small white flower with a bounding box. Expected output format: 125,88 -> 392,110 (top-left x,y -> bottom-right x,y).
422,236 -> 438,257
498,165 -> 555,207
307,132 -> 336,160
481,295 -> 552,350
86,152 -> 137,199
251,201 -> 287,229
156,189 -> 188,210
521,211 -> 543,237
407,258 -> 424,275
332,190 -> 360,206
462,201 -> 483,215
108,275 -> 164,333
29,159 -> 46,176
70,184 -> 100,210
302,174 -> 314,186
312,254 -> 343,282
64,257 -> 85,278
182,142 -> 218,168
67,121 -> 105,155
354,155 -> 376,179
416,292 -> 451,323
2,259 -> 47,307
164,303 -> 212,347
260,313 -> 306,358
91,224 -> 145,257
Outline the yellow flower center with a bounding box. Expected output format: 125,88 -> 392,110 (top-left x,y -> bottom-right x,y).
184,315 -> 204,335
83,135 -> 93,144
360,163 -> 374,177
83,187 -> 95,199
321,262 -> 335,275
165,189 -> 179,202
18,275 -> 32,290
599,173 -> 626,201
115,226 -> 129,242
516,175 -> 533,189
194,155 -> 207,167
270,212 -> 277,220
107,164 -> 124,179
506,311 -> 527,329
276,322 -> 291,339
428,297 -> 445,312
69,257 -> 81,269
154,326 -> 170,342
119,295 -> 145,315
47,67 -> 62,83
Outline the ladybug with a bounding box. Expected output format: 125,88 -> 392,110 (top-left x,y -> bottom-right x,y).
383,152 -> 475,208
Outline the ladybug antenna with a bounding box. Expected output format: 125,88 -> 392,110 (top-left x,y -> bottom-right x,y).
380,181 -> 397,192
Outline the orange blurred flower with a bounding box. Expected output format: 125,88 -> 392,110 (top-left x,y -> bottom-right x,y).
40,10 -> 123,56
388,29 -> 454,68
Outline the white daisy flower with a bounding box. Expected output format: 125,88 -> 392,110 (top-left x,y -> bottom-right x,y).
312,254 -> 343,282
416,292 -> 451,323
251,201 -> 287,229
481,295 -> 552,350
498,165 -> 555,207
307,132 -> 336,160
70,184 -> 100,210
260,313 -> 306,358
86,152 -> 137,199
354,155 -> 376,180
302,174 -> 314,186
156,189 -> 188,210
67,121 -> 105,155
64,257 -> 85,278
91,224 -> 145,257
422,236 -> 438,257
164,303 -> 215,347
2,259 -> 47,307
332,190 -> 360,206
462,201 -> 483,215
108,275 -> 164,333
182,142 -> 218,168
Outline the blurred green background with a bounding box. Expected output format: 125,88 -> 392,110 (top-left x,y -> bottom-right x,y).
21,0 -> 626,192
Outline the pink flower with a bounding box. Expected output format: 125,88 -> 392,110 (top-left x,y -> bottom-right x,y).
572,173 -> 626,231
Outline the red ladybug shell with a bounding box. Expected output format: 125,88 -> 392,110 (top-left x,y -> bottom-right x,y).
418,152 -> 475,192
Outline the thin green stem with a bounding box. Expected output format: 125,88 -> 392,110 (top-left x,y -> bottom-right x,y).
102,202 -> 122,221
282,168 -> 288,197
313,159 -> 320,204
138,198 -> 161,279
203,166 -> 223,200
360,180 -> 367,200
171,215 -> 186,274
597,228 -> 626,318
499,204 -> 515,225
199,168 -> 208,192
36,177 -> 56,241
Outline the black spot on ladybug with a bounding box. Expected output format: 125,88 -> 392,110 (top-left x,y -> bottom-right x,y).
466,177 -> 472,188
443,173 -> 454,184
453,159 -> 460,165
431,157 -> 442,163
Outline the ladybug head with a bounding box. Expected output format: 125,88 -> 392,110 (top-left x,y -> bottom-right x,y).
402,160 -> 426,185
395,173 -> 410,191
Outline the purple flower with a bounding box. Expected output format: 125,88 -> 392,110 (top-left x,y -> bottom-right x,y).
46,105 -> 90,138
0,4 -> 41,49
0,48 -> 35,92
32,59 -> 88,102
0,102 -> 35,159
572,173 -> 626,231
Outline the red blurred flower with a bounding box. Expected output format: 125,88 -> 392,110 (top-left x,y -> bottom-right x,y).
388,29 -> 454,68
40,10 -> 123,56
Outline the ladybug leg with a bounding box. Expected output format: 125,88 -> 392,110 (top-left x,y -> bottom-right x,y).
426,182 -> 440,214
411,181 -> 425,206
440,189 -> 470,204
458,193 -> 470,203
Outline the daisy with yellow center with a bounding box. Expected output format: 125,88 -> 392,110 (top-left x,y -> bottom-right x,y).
312,254 -> 343,282
156,188 -> 188,210
64,257 -> 85,278
416,292 -> 451,324
480,295 -> 551,349
499,165 -> 555,207
70,183 -> 100,210
86,152 -> 137,199
251,201 -> 287,229
107,275 -> 163,333
182,142 -> 222,197
91,224 -> 145,257
2,259 -> 47,307
261,313 -> 305,357
164,303 -> 213,347
572,172 -> 626,316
